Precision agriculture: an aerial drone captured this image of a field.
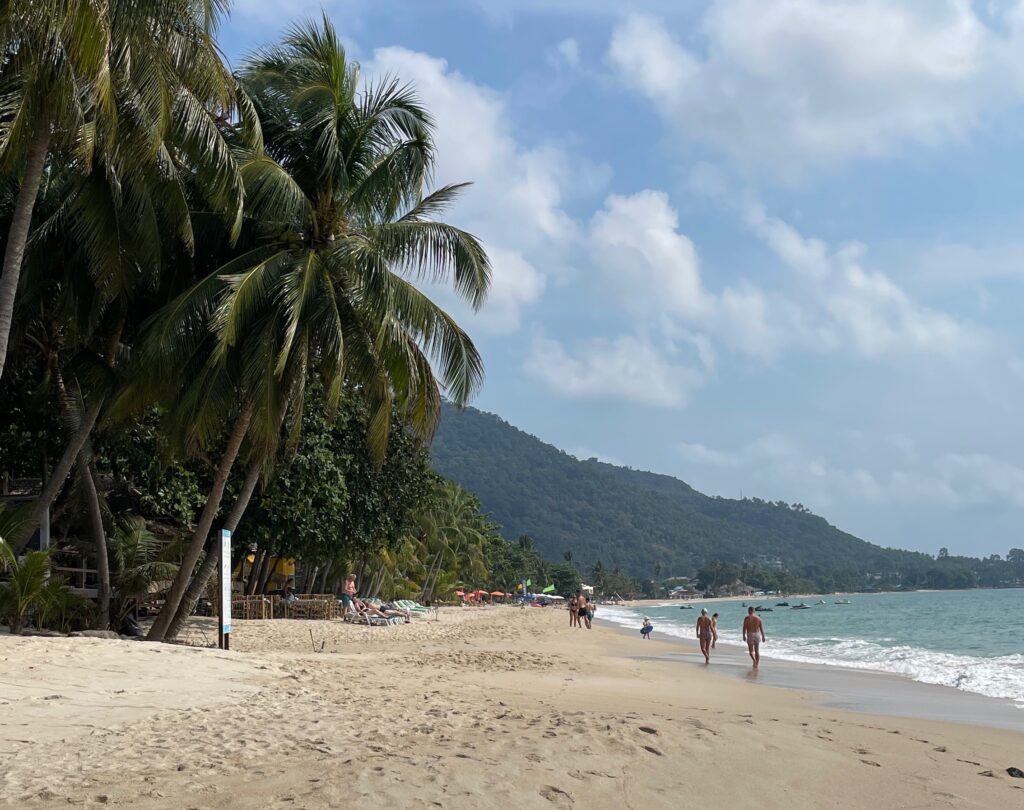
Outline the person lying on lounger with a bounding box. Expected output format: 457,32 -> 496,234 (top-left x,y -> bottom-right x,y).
352,598 -> 410,623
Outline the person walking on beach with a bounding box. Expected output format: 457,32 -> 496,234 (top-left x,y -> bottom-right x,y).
641,616 -> 653,639
711,612 -> 719,649
585,600 -> 595,629
568,593 -> 579,628
743,606 -> 766,669
696,608 -> 714,663
576,591 -> 588,629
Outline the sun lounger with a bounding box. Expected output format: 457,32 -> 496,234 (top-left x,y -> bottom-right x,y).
343,612 -> 403,626
393,599 -> 430,614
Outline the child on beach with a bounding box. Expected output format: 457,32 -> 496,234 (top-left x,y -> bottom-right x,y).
641,617 -> 653,639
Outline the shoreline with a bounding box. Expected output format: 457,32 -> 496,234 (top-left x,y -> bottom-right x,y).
597,615 -> 1024,732
4,607 -> 1023,808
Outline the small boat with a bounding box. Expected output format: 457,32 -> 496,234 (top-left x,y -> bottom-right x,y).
776,602 -> 789,607
679,604 -> 694,610
834,599 -> 852,605
755,606 -> 773,612
791,603 -> 811,610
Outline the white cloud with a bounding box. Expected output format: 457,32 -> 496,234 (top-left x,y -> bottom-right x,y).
555,38 -> 581,69
678,441 -> 741,468
916,240 -> 1024,287
368,47 -> 590,332
587,186 -> 980,363
609,3 -> 1024,175
525,334 -> 704,407
743,200 -> 831,280
677,433 -> 1024,510
590,191 -> 710,317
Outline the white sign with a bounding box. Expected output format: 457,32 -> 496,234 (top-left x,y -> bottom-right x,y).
220,529 -> 232,635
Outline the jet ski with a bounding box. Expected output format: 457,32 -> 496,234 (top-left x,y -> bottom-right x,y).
776,602 -> 789,607
834,599 -> 852,605
791,603 -> 811,610
755,606 -> 773,612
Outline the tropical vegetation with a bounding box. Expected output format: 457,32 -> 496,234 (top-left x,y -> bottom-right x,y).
0,9 -> 529,639
432,403 -> 1024,592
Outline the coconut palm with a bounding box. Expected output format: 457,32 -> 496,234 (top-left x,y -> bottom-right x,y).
138,16 -> 491,641
0,538 -> 50,633
108,516 -> 178,628
1,0 -> 247,567
415,481 -> 495,600
0,0 -> 242,381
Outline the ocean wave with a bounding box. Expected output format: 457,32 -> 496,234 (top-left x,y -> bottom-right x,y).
598,607 -> 1024,708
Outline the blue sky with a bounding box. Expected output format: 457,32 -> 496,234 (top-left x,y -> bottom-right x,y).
224,1 -> 1024,558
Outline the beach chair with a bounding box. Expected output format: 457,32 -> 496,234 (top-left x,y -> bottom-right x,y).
343,612 -> 402,627
394,599 -> 430,614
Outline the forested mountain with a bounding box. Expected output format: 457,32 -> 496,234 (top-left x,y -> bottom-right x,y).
431,404 -> 935,580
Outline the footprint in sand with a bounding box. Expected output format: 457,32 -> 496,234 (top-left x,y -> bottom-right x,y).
639,726 -> 658,735
642,745 -> 663,757
539,785 -> 573,808
860,760 -> 881,768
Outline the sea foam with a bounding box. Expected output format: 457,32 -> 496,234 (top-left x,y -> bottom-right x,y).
597,605 -> 1024,708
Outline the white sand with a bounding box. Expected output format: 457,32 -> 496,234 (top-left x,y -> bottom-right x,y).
2,608 -> 1023,808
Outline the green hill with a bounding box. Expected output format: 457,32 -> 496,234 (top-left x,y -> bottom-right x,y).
430,403 -> 931,579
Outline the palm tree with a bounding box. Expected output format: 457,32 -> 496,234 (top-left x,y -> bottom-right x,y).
108,516 -> 178,629
0,538 -> 50,633
2,0 -> 245,558
141,16 -> 491,641
0,0 -> 241,381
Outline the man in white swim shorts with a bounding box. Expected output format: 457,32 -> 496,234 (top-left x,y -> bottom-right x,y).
743,606 -> 766,669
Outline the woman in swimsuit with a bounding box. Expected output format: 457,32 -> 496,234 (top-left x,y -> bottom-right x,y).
568,595 -> 578,627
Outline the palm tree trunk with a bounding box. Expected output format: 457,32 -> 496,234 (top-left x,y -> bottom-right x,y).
0,129 -> 50,382
317,560 -> 333,594
303,565 -> 319,593
248,548 -> 272,598
8,396 -> 104,553
258,554 -> 280,594
148,401 -> 253,641
81,463 -> 111,629
163,457 -> 261,641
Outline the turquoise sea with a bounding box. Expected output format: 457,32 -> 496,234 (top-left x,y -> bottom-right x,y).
598,589 -> 1024,708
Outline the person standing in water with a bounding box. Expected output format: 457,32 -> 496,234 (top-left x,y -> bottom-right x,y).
696,608 -> 714,663
711,612 -> 719,649
743,606 -> 766,668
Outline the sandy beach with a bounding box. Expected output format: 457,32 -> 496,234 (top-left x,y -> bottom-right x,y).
2,607 -> 1023,808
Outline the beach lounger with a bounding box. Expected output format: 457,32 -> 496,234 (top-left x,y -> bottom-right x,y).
394,599 -> 430,614
343,612 -> 403,626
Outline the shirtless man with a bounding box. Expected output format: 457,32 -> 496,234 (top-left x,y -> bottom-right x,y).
340,574 -> 357,617
576,591 -> 588,630
743,606 -> 766,668
696,608 -> 714,663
